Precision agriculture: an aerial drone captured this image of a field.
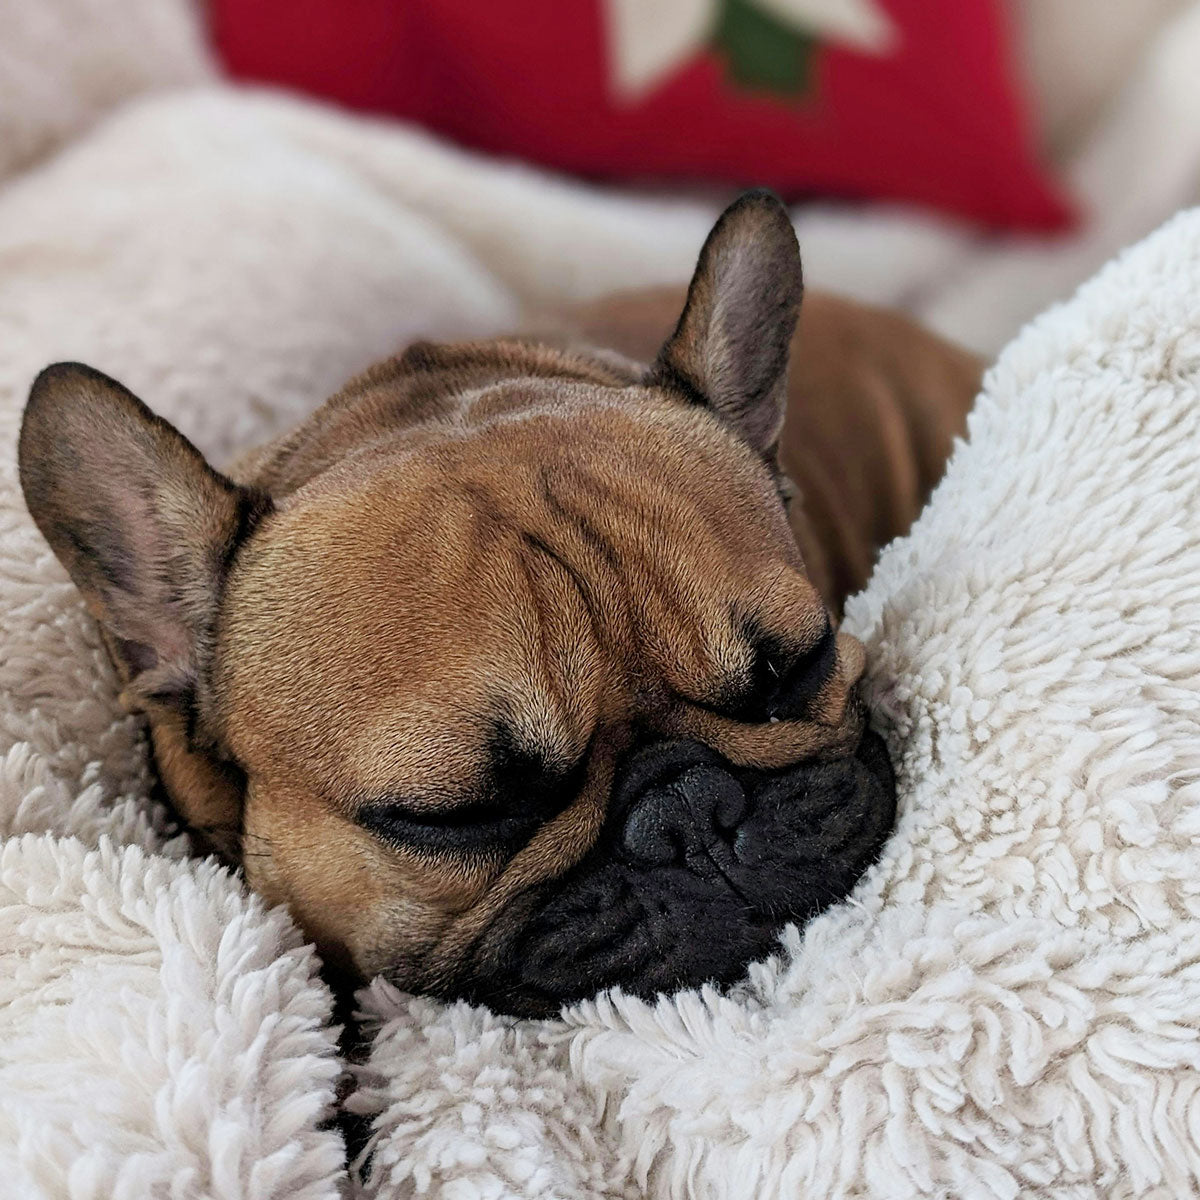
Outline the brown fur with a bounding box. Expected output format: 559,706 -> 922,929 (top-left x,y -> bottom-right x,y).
18,192 -> 982,1005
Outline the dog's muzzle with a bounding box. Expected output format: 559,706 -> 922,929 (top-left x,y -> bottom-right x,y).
457,727 -> 897,1017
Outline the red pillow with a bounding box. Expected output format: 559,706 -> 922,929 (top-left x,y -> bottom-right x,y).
210,0 -> 1073,232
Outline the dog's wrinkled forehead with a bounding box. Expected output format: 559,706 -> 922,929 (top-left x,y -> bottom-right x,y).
216,386 -> 815,791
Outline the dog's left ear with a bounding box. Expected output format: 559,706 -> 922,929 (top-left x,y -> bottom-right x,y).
649,189 -> 802,459
18,362 -> 271,723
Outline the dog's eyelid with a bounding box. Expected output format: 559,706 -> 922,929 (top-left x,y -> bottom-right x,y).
357,794 -> 570,857
363,795 -> 502,825
356,795 -> 536,857
356,732 -> 589,855
779,620 -> 835,670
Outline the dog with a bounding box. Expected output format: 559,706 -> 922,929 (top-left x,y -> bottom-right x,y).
18,191 -> 982,1016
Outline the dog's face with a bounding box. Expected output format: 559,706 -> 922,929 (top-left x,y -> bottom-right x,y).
19,192 -> 895,1015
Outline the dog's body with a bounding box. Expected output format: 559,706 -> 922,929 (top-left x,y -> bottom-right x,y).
19,193 -> 982,1015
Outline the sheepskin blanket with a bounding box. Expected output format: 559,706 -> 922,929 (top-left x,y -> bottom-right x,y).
4,87 -> 1200,1199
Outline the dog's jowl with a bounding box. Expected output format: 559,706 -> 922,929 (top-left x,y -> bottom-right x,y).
18,191 -> 981,1015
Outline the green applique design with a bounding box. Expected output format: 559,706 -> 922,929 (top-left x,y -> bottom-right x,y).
715,0 -> 820,95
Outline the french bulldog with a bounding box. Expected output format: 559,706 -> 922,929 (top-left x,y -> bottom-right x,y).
18,191 -> 981,1016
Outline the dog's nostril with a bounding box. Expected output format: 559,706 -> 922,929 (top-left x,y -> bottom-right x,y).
622,788 -> 686,865
677,766 -> 746,833
621,766 -> 748,865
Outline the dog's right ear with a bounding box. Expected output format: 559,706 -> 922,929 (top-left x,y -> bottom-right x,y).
648,189 -> 803,462
18,363 -> 271,724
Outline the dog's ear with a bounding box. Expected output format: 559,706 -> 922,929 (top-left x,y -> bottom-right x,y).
18,362 -> 271,723
649,189 -> 802,458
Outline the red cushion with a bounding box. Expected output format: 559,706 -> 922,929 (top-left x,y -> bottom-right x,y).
210,0 -> 1073,232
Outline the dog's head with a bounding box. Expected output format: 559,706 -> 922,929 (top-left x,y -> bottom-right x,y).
19,192 -> 895,1015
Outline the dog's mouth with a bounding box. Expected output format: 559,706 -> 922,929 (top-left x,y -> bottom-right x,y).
452,727 -> 897,1017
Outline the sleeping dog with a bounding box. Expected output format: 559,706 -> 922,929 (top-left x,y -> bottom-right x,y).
18,192 -> 981,1016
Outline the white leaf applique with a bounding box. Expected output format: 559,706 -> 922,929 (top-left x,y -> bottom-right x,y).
755,0 -> 897,54
605,0 -> 718,100
603,0 -> 899,101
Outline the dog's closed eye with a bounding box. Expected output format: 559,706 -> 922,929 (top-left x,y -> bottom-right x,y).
708,622 -> 838,724
357,732 -> 587,858
754,625 -> 838,721
357,798 -> 542,857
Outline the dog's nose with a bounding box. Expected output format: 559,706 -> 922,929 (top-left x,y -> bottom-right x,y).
618,742 -> 748,867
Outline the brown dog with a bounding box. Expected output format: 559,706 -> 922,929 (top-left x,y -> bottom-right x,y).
18,192 -> 981,1015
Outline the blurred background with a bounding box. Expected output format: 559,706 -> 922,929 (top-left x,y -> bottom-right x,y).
1,0 -> 1198,375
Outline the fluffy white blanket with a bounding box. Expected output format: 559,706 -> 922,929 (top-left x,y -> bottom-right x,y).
3,85 -> 1200,1198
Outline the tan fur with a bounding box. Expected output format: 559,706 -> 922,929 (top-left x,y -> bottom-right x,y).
211,289 -> 977,984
